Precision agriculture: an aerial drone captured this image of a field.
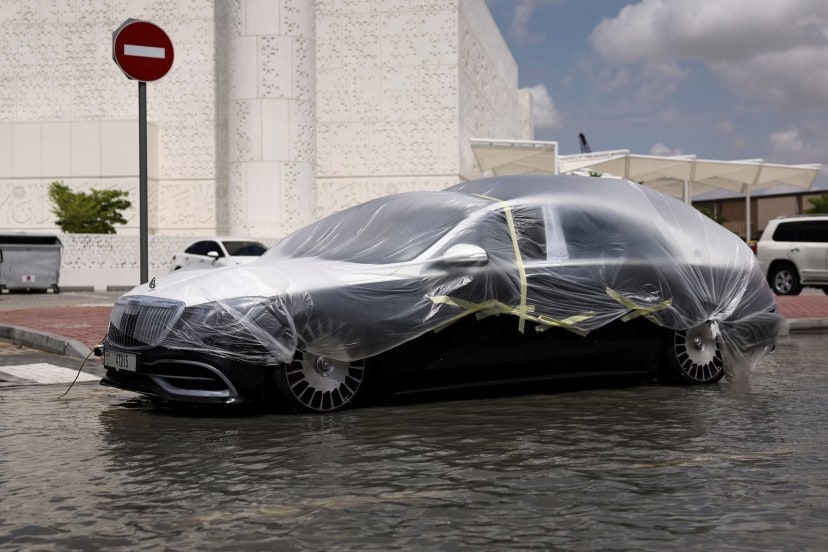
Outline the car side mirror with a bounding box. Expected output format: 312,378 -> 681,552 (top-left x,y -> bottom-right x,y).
207,251 -> 220,260
431,244 -> 489,269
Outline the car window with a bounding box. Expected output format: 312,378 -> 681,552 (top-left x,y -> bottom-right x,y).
772,222 -> 799,241
542,205 -> 569,262
801,221 -> 828,242
222,241 -> 267,256
269,193 -> 486,264
204,241 -> 224,257
185,241 -> 209,255
773,221 -> 828,243
510,206 -> 546,261
557,207 -> 659,260
438,205 -> 546,262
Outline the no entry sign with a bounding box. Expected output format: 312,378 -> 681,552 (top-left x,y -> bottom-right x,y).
112,19 -> 174,82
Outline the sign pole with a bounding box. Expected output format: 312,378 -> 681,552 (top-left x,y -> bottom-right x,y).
138,80 -> 149,284
112,18 -> 173,287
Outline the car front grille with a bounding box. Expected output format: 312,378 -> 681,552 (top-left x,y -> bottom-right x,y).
107,297 -> 186,348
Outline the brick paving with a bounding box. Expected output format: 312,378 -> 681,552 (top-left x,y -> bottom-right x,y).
0,292 -> 825,354
775,294 -> 828,320
0,306 -> 112,348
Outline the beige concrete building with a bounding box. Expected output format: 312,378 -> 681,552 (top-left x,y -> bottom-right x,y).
0,0 -> 532,239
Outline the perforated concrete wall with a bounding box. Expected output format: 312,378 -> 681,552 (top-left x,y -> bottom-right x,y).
1,0 -> 531,248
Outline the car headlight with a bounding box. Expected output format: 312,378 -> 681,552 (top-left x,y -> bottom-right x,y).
169,296 -> 299,363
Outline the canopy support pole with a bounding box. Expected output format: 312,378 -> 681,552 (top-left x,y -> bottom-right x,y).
746,167 -> 763,242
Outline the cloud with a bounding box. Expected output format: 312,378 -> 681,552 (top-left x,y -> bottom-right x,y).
711,45 -> 828,109
718,120 -> 735,135
493,0 -> 563,45
588,0 -> 828,109
718,120 -> 747,151
770,128 -> 804,153
767,125 -> 828,167
636,61 -> 688,102
650,143 -> 682,156
528,84 -> 563,129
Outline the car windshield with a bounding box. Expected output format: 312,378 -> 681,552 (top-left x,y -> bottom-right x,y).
268,192 -> 485,263
222,241 -> 268,256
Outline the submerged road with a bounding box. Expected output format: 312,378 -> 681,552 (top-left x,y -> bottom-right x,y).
1,333 -> 826,550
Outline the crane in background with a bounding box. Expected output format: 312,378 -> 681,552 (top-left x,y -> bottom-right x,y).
578,133 -> 591,154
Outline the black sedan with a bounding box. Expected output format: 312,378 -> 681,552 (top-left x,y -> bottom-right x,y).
101,175 -> 782,412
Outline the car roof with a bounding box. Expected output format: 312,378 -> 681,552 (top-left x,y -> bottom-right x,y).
189,236 -> 266,242
769,214 -> 828,221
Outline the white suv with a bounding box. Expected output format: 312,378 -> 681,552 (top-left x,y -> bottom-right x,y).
756,215 -> 828,295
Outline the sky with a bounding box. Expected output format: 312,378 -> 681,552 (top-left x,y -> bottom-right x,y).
484,0 -> 827,190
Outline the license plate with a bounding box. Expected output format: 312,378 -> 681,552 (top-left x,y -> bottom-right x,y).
104,350 -> 138,372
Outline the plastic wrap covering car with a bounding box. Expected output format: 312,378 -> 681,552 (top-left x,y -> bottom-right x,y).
110,175 -> 781,380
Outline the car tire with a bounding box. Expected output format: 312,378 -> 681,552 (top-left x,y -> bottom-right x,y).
768,263 -> 802,295
275,351 -> 369,413
663,324 -> 725,385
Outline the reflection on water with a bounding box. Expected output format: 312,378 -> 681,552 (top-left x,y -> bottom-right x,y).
1,334 -> 827,550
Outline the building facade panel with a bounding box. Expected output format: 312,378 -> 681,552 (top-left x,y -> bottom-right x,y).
1,0 -> 529,246
0,0 -> 218,234
316,176 -> 458,217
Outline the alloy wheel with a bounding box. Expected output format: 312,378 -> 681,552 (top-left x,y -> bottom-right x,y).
284,352 -> 366,412
672,324 -> 724,383
773,269 -> 795,294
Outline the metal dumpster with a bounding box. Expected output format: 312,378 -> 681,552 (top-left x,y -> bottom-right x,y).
0,234 -> 63,293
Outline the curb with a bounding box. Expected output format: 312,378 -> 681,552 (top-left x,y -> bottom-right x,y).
786,318 -> 828,333
0,325 -> 93,359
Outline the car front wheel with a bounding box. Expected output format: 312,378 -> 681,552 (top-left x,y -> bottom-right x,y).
769,263 -> 802,295
663,324 -> 725,384
276,351 -> 368,413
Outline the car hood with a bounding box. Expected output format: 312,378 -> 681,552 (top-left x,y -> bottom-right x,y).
127,257 -> 422,306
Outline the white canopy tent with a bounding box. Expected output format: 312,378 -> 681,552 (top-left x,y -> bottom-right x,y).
469,138 -> 559,176
558,152 -> 821,241
470,139 -> 822,241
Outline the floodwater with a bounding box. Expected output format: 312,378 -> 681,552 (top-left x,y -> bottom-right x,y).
1,334 -> 826,551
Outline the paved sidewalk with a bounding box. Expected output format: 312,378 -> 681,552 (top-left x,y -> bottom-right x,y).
0,289 -> 826,359
0,291 -> 120,358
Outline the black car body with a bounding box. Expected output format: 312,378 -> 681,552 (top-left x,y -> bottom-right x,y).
101,175 -> 782,412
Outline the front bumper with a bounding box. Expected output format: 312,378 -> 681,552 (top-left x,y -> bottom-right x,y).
100,346 -> 274,405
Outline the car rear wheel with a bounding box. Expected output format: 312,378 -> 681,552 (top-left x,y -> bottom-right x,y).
664,324 -> 724,384
769,263 -> 801,295
276,351 -> 368,413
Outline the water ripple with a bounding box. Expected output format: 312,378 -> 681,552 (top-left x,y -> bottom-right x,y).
1,334 -> 826,550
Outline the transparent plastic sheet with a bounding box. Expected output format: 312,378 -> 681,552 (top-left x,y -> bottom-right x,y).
114,175 -> 782,379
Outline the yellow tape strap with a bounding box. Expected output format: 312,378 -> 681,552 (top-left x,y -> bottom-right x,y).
534,312 -> 596,332
430,295 -> 532,319
469,193 -> 528,333
429,295 -> 593,335
605,287 -> 672,325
